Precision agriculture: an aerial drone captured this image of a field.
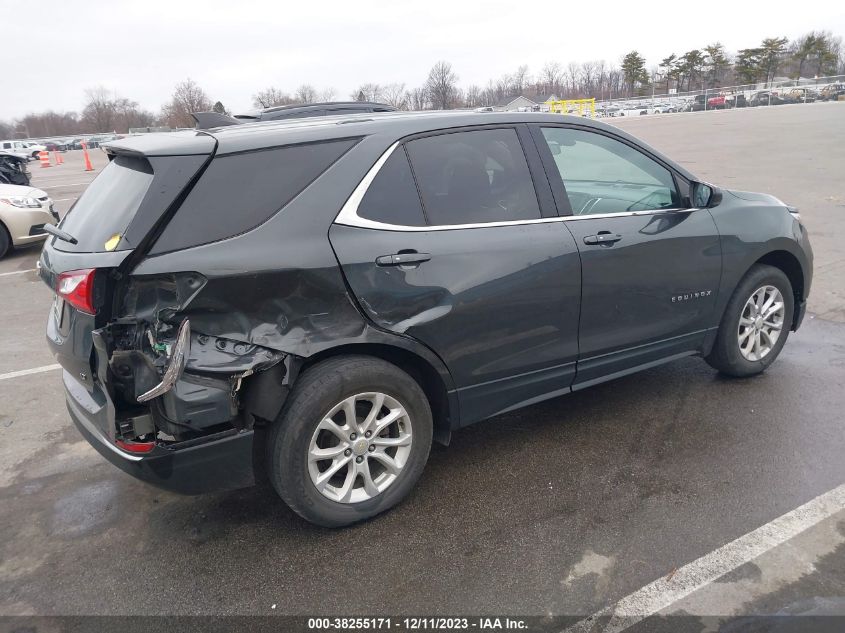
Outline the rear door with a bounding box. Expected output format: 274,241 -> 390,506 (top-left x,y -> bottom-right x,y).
531,124 -> 722,386
330,126 -> 582,425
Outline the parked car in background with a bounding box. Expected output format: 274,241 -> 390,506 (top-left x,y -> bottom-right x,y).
40,112 -> 812,526
1,140 -> 36,160
0,152 -> 31,186
819,83 -> 845,101
689,95 -> 707,111
0,183 -> 57,258
748,91 -> 786,107
23,141 -> 48,157
788,88 -> 816,103
193,101 -> 398,129
707,94 -> 727,109
725,93 -> 747,108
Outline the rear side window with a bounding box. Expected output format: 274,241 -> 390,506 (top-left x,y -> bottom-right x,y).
152,138 -> 358,254
357,148 -> 426,226
405,128 -> 540,226
57,155 -> 154,252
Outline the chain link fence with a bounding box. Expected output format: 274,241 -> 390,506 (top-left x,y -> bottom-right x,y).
590,74 -> 845,117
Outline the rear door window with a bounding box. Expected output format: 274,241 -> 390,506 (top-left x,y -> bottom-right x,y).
56,154 -> 154,251
405,128 -> 541,225
151,138 -> 358,254
357,148 -> 426,226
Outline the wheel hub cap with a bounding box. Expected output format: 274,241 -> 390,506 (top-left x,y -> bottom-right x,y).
737,285 -> 785,362
307,392 -> 413,504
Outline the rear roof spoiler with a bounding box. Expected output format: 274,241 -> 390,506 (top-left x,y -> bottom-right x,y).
191,111 -> 243,130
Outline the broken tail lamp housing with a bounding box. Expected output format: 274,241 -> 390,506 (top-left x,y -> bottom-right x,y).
56,268 -> 97,314
137,319 -> 191,403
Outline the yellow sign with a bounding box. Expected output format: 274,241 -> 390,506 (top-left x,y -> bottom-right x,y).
548,98 -> 596,117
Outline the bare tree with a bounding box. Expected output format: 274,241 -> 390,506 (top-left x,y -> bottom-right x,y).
425,61 -> 458,110
566,62 -> 581,94
351,83 -> 383,102
380,83 -> 408,109
540,62 -> 563,94
512,65 -> 530,94
0,120 -> 17,138
113,97 -> 155,132
406,87 -> 428,111
252,87 -> 294,109
161,79 -> 213,128
580,61 -> 597,96
81,86 -> 117,133
464,84 -> 484,108
319,87 -> 337,101
295,84 -> 318,103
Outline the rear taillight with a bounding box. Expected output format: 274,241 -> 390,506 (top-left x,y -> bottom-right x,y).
57,268 -> 97,314
115,439 -> 156,454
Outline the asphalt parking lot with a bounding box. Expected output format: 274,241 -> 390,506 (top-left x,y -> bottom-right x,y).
1,104 -> 844,627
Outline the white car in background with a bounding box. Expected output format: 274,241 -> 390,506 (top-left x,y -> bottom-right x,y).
0,183 -> 58,258
0,140 -> 46,160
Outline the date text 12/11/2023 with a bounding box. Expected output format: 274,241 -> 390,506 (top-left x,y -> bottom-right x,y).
307,617 -> 529,630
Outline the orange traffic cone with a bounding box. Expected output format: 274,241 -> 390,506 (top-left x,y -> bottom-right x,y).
82,143 -> 94,172
53,151 -> 63,165
39,151 -> 52,168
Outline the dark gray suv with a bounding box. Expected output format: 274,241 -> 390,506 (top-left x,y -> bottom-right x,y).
40,112 -> 813,526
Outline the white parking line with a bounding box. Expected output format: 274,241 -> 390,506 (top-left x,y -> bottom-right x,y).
0,364 -> 61,381
0,268 -> 37,277
38,182 -> 94,189
564,482 -> 845,633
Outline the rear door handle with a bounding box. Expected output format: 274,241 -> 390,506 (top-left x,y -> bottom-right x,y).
583,233 -> 622,246
375,252 -> 432,266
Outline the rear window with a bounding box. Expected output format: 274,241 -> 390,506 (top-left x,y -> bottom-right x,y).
151,138 -> 358,254
57,155 -> 154,252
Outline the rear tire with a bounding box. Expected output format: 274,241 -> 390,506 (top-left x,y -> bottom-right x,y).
266,355 -> 433,527
705,264 -> 794,377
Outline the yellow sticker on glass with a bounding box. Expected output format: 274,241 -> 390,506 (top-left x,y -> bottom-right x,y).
104,234 -> 121,251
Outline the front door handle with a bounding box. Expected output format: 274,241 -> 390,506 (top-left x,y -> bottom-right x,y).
375,252 -> 432,267
583,233 -> 622,246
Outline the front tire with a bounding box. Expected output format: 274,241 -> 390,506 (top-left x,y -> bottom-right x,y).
266,355 -> 433,527
705,264 -> 794,377
0,223 -> 11,259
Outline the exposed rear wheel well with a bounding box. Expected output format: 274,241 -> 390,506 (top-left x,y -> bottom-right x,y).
300,344 -> 453,445
754,250 -> 804,327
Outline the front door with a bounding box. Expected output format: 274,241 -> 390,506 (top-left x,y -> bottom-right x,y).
330,126 -> 582,425
532,124 -> 722,386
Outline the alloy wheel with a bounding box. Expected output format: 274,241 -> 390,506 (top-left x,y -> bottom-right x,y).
737,285 -> 785,361
308,392 -> 413,504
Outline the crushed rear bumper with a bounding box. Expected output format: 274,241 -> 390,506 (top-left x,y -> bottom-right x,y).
66,386 -> 256,495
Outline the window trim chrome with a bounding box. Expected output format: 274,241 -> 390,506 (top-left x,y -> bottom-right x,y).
334,141 -> 698,232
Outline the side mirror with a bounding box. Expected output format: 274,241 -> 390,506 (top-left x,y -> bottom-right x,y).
691,181 -> 722,208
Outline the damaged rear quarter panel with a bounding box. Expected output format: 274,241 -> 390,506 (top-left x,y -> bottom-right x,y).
129,135 -> 453,362
124,135 -> 457,431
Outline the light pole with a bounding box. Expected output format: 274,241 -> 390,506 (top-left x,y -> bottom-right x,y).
651,71 -> 663,113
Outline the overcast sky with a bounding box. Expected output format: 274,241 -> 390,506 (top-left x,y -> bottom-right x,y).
4,0 -> 844,120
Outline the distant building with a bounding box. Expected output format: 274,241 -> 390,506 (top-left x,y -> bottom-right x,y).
493,93 -> 559,112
